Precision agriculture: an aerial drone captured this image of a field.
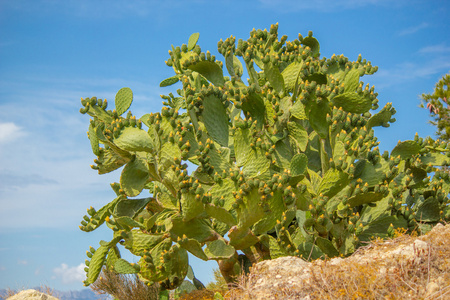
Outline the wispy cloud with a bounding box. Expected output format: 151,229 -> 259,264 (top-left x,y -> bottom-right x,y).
0,173 -> 58,191
52,263 -> 85,285
419,44 -> 450,54
18,260 -> 28,265
398,22 -> 429,36
373,59 -> 450,89
34,266 -> 43,276
371,42 -> 450,89
0,122 -> 26,144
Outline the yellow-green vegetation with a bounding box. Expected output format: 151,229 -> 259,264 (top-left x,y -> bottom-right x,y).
206,268 -> 228,293
90,268 -> 160,300
421,73 -> 450,142
77,24 -> 450,298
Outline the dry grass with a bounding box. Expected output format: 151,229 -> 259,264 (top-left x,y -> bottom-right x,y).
90,267 -> 159,300
1,285 -> 57,299
224,223 -> 450,300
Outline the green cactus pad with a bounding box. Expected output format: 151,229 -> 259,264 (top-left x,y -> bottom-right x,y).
188,32 -> 200,51
415,197 -> 441,222
80,196 -> 122,232
358,215 -> 408,242
236,188 -> 265,229
114,127 -> 154,153
188,61 -> 225,87
114,198 -> 151,218
287,122 -> 308,152
95,148 -> 129,175
180,192 -> 204,222
367,103 -> 396,129
105,245 -> 121,269
315,236 -> 339,258
308,99 -> 330,139
124,231 -> 168,256
243,148 -> 271,178
205,204 -> 237,226
204,239 -> 235,260
225,55 -> 243,78
358,159 -> 389,187
266,235 -> 290,259
161,141 -> 182,167
201,95 -> 229,147
228,227 -> 260,250
297,242 -> 325,261
290,153 -> 308,176
343,68 -> 360,93
347,192 -> 385,208
242,92 -> 266,126
391,140 -> 422,159
115,87 -> 133,116
332,93 -> 372,114
88,122 -> 100,156
234,127 -> 254,167
178,237 -> 208,261
282,61 -> 303,93
420,152 -> 449,166
264,62 -> 285,95
160,75 -> 180,87
120,156 -> 150,197
85,245 -> 109,285
114,216 -> 144,230
290,100 -> 308,121
170,216 -> 216,243
318,169 -> 350,198
301,36 -> 320,56
114,258 -> 139,274
253,190 -> 286,235
209,178 -> 237,211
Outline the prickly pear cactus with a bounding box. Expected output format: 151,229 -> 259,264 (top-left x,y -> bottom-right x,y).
79,24 -> 450,289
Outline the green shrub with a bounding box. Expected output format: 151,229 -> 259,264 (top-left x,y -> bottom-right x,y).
78,24 -> 450,292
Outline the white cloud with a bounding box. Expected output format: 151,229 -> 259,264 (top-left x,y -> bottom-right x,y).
371,46 -> 450,89
18,259 -> 28,265
419,44 -> 450,54
398,22 -> 429,36
52,263 -> 85,285
34,267 -> 42,275
0,122 -> 26,144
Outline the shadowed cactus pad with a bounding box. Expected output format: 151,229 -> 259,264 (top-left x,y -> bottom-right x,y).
79,25 -> 450,291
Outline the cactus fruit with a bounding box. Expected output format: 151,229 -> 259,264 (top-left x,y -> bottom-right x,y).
79,26 -> 450,290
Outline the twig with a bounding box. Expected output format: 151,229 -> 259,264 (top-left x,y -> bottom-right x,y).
425,284 -> 450,300
427,243 -> 431,286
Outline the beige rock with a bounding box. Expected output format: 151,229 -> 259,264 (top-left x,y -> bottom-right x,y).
6,289 -> 59,300
228,223 -> 450,299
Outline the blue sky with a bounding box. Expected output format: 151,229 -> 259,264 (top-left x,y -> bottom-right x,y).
0,0 -> 449,292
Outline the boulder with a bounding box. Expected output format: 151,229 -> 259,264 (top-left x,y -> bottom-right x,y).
227,223 -> 450,299
6,289 -> 59,300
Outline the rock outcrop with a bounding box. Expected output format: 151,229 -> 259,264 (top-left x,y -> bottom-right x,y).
6,289 -> 59,300
227,224 -> 450,299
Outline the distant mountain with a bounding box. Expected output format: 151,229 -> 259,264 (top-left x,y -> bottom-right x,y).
0,288 -> 111,300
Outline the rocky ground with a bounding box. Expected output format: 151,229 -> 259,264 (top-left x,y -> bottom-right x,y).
225,223 -> 450,299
